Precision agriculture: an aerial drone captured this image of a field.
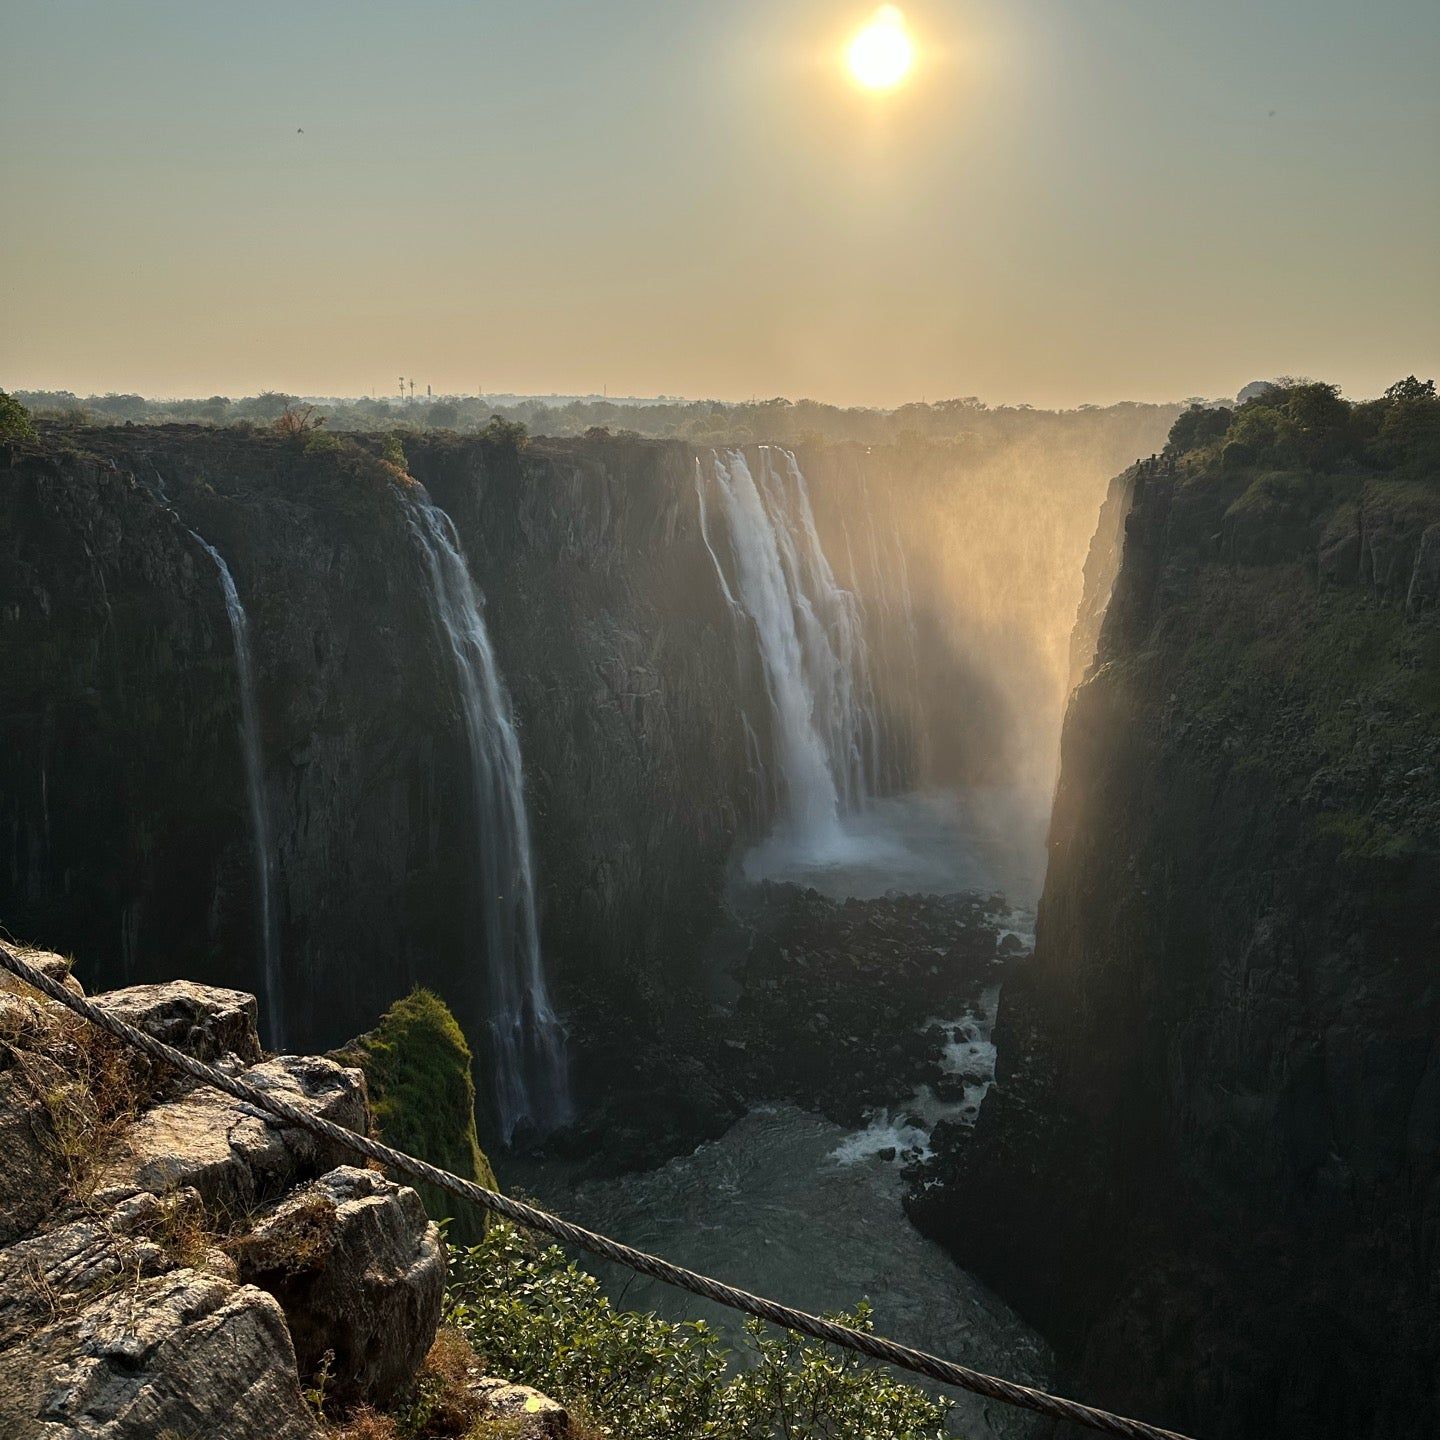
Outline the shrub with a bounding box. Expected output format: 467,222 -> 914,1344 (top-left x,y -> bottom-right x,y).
275,404 -> 328,437
477,416 -> 528,452
303,429 -> 343,455
1374,375 -> 1440,477
444,1223 -> 955,1439
0,389 -> 38,443
1166,402 -> 1233,456
381,432 -> 408,469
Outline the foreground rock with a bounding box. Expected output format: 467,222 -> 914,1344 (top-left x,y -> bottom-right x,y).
0,971 -> 450,1438
236,1166 -> 445,1408
94,979 -> 264,1072
469,1376 -> 570,1437
0,1269 -> 318,1440
98,1052 -> 369,1213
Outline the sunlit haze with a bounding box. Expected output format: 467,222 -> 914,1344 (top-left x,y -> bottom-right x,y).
3,0 -> 1437,405
848,7 -> 915,91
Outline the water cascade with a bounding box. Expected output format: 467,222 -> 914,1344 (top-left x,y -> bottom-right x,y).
188,533 -> 283,1048
402,486 -> 572,1142
699,448 -> 879,859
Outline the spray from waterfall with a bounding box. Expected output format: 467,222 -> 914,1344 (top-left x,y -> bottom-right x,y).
698,448 -> 880,859
402,485 -> 571,1142
188,534 -> 283,1049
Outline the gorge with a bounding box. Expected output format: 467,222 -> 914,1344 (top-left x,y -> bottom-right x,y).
3,379 -> 1436,1439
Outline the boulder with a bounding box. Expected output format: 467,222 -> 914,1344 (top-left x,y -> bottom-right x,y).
92,980 -> 263,1069
0,1189 -> 201,1349
469,1376 -> 571,1437
0,946 -> 84,998
0,1268 -> 319,1440
98,1054 -> 368,1213
0,1062 -> 73,1247
235,1166 -> 445,1408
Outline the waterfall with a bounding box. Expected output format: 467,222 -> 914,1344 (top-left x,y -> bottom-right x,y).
699,448 -> 879,858
188,533 -> 283,1048
402,485 -> 571,1142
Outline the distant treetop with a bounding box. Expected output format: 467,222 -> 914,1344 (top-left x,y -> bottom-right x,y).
7,387 -> 1184,450
0,389 -> 37,443
1165,377 -> 1439,479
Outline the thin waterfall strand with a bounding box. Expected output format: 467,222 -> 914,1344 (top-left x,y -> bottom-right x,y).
189,534 -> 282,1048
403,486 -> 571,1142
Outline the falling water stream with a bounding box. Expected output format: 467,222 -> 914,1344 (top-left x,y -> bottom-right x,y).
699,448 -> 880,860
402,485 -> 571,1142
188,533 -> 283,1049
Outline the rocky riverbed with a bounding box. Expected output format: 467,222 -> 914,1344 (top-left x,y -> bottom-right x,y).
553,873 -> 1033,1175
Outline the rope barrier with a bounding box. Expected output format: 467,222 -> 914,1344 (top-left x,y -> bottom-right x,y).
0,943 -> 1197,1440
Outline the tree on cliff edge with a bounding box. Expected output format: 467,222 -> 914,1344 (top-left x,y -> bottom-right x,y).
0,390 -> 37,443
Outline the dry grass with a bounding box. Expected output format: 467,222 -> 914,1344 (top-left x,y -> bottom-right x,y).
326,1411 -> 402,1440
0,982 -> 145,1206
135,1188 -> 227,1274
227,1190 -> 340,1279
398,1328 -> 486,1437
322,1327 -> 605,1440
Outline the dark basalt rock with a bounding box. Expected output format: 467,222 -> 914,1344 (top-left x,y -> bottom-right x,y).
702,883 -> 1018,1131
909,457 -> 1440,1440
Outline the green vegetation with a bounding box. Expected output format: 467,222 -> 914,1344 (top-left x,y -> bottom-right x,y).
1137,377 -> 1440,867
303,429 -> 344,455
326,1225 -> 957,1438
442,1223 -> 956,1439
1166,375 -> 1440,480
474,415 -> 528,454
380,431 -> 408,468
334,990 -> 497,1243
10,385 -> 1178,449
0,389 -> 38,443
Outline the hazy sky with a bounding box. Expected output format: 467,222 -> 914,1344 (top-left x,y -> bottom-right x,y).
3,0 -> 1437,407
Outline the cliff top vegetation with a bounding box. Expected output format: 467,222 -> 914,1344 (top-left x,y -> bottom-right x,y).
11,385 -> 1180,452
0,390 -> 37,444
1164,376 -> 1440,480
1107,376 -> 1440,866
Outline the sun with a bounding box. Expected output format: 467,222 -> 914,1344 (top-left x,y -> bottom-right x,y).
847,6 -> 915,92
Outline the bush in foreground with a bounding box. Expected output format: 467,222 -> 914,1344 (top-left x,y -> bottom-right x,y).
441,1222 -> 956,1439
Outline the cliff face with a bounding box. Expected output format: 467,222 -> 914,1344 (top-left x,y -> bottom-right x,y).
0,426 -> 771,1133
0,417 -> 1172,1146
913,451 -> 1440,1437
404,434 -> 765,1037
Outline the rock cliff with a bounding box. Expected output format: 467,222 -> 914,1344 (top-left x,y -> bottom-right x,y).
0,949 -> 442,1437
911,389 -> 1440,1438
0,425 -> 771,1137
0,946 -> 571,1439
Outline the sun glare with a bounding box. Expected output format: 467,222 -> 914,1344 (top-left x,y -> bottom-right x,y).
847,6 -> 915,92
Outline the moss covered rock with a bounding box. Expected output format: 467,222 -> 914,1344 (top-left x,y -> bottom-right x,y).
335,990 -> 497,1242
